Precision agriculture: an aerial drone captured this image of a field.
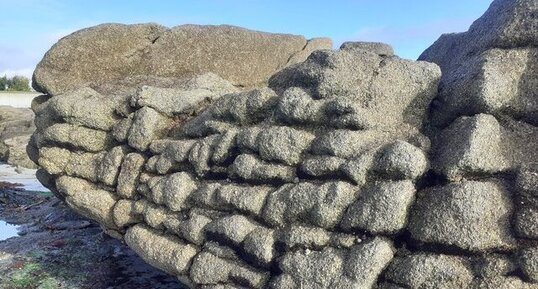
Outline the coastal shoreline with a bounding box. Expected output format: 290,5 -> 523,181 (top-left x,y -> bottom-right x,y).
0,92 -> 41,108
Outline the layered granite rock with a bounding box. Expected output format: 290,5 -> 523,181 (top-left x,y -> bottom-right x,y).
29,27 -> 443,287
415,0 -> 538,288
27,0 -> 538,288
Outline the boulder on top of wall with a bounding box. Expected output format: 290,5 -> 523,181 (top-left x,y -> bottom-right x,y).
420,0 -> 538,128
33,24 -> 333,95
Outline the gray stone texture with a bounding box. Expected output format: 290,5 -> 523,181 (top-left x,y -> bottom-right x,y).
420,0 -> 538,174
409,180 -> 516,252
432,114 -> 509,180
23,42 -> 468,288
340,41 -> 394,56
470,276 -> 538,289
269,49 -> 440,131
26,1 -> 538,287
189,251 -> 268,288
406,2 -> 538,287
271,237 -> 394,289
520,247 -> 538,283
33,24 -> 332,95
29,45 -> 438,286
517,163 -> 538,198
471,254 -> 517,279
125,224 -> 199,275
384,254 -> 474,289
374,140 -> 428,180
341,180 -> 416,234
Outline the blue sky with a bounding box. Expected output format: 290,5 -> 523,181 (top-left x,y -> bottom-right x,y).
1,0 -> 493,79
0,221 -> 18,241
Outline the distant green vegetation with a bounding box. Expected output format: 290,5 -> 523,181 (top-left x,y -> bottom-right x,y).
0,75 -> 30,92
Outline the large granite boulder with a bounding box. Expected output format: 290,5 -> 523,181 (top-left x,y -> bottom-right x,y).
0,106 -> 37,169
27,0 -> 538,287
32,24 -> 332,95
29,31 -> 442,287
415,1 -> 538,288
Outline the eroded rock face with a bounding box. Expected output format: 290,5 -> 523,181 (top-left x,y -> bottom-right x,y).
420,0 -> 538,129
32,24 -> 332,95
27,0 -> 538,288
30,35 -> 442,287
416,0 -> 538,288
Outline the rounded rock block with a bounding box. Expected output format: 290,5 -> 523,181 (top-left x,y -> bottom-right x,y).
33,24 -> 332,95
384,254 -> 474,289
432,114 -> 509,180
341,180 -> 416,235
409,180 -> 517,252
125,224 -> 199,276
519,247 -> 538,284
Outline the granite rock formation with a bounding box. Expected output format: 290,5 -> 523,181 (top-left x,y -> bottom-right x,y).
0,106 -> 37,169
27,0 -> 538,288
415,0 -> 538,288
32,24 -> 332,96
29,51 -> 439,288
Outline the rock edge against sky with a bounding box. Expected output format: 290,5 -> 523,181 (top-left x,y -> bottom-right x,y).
24,0 -> 538,288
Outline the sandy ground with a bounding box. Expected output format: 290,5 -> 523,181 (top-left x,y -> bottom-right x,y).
0,166 -> 188,289
0,92 -> 41,108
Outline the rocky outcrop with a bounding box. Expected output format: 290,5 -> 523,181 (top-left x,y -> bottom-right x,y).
27,0 -> 538,288
32,24 -> 332,95
416,0 -> 538,288
419,0 -> 538,129
0,106 -> 37,169
29,29 -> 443,287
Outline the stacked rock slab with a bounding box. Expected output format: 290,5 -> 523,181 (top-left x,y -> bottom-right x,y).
28,1 -> 538,287
416,0 -> 538,288
29,20 -> 444,287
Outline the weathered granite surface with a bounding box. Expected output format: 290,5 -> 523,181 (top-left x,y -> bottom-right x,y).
32,24 -> 332,95
27,0 -> 538,288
